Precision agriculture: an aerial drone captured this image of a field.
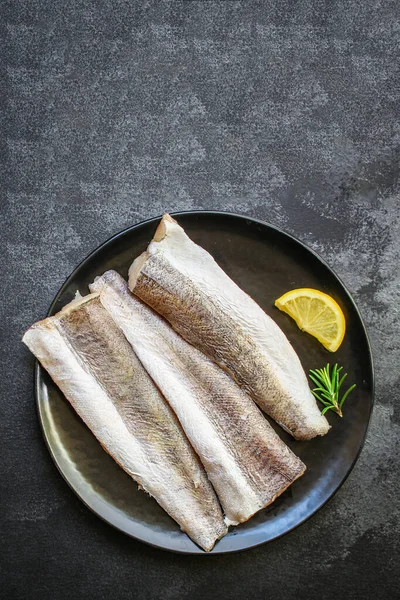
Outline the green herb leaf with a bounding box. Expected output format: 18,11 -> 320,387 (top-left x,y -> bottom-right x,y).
309,363 -> 356,418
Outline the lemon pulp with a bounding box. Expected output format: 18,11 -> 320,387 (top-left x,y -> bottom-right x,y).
275,288 -> 346,352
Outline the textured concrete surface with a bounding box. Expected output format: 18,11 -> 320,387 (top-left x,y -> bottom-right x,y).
2,1 -> 399,598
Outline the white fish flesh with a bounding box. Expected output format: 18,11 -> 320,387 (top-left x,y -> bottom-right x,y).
128,214 -> 330,441
22,293 -> 227,551
91,271 -> 306,526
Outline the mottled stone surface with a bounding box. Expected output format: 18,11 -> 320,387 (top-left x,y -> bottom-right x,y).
2,1 -> 399,598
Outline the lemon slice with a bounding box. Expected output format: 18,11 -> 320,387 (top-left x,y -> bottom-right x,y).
275,288 -> 346,352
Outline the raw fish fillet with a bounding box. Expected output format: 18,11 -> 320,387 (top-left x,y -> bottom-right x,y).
91,271 -> 306,526
22,294 -> 227,551
128,214 -> 330,441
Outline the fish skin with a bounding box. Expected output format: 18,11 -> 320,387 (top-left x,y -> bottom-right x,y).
128,214 -> 330,441
22,293 -> 227,551
91,271 -> 306,527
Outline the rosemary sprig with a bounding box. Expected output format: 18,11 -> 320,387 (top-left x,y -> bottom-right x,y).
309,363 -> 356,418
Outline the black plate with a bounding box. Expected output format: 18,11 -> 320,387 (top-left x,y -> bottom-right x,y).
35,211 -> 374,554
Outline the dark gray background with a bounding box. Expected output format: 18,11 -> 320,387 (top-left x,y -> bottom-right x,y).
2,1 -> 399,599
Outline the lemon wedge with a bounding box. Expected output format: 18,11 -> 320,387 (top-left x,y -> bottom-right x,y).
275,288 -> 346,352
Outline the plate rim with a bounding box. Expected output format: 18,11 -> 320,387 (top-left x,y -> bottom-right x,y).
34,210 -> 375,554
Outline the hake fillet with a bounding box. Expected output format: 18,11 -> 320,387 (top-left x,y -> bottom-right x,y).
22,294 -> 227,551
91,271 -> 306,526
128,214 -> 330,441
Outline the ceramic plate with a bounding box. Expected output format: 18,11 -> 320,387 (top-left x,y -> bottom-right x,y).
35,211 -> 374,553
